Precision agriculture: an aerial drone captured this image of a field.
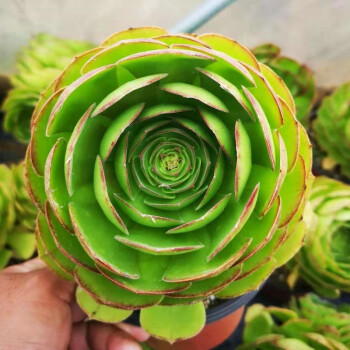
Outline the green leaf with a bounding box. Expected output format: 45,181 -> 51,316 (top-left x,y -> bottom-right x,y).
0,249 -> 12,270
69,199 -> 140,279
207,184 -> 259,260
161,82 -> 228,113
198,107 -> 235,165
166,193 -> 231,234
101,27 -> 168,46
216,258 -> 275,298
25,150 -> 46,211
45,138 -> 73,232
196,149 -> 225,209
76,266 -> 163,309
47,65 -> 118,135
140,302 -> 205,343
275,338 -> 313,350
198,33 -> 260,70
45,202 -> 95,270
65,105 -> 110,196
76,287 -> 132,322
92,75 -> 165,118
94,157 -> 129,234
7,231 -> 36,260
82,39 -> 168,73
235,120 -> 252,199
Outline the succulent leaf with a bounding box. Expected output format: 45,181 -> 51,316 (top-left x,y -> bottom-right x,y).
240,294 -> 350,349
2,34 -> 94,143
253,43 -> 316,127
313,82 -> 350,179
0,163 -> 37,269
140,303 -> 205,343
289,176 -> 350,297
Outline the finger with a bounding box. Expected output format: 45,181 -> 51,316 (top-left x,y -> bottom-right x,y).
38,267 -> 76,303
88,322 -> 142,350
2,258 -> 46,274
116,323 -> 150,342
4,260 -> 77,304
72,302 -> 87,323
69,322 -> 90,350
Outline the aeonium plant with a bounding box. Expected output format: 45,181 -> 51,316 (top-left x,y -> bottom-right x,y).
2,33 -> 93,143
253,43 -> 316,127
239,294 -> 350,350
0,163 -> 37,269
288,176 -> 350,299
25,27 -> 313,342
313,82 -> 350,179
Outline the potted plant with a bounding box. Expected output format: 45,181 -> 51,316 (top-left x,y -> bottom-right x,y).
288,176 -> 350,299
2,33 -> 93,144
252,43 -> 317,127
238,293 -> 350,349
128,289 -> 258,350
312,82 -> 350,180
25,26 -> 313,348
0,162 -> 37,269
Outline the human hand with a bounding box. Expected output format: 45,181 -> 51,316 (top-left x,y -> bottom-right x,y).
0,258 -> 149,350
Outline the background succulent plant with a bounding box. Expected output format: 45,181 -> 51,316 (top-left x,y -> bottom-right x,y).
26,26 -> 313,342
2,33 -> 93,143
288,176 -> 350,299
313,82 -> 350,179
0,162 -> 37,269
253,44 -> 316,127
239,294 -> 350,350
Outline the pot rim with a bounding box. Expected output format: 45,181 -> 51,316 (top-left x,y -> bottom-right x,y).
206,288 -> 259,324
125,286 -> 261,326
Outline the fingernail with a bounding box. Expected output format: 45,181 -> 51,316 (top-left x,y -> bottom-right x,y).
137,329 -> 150,341
117,323 -> 150,342
117,342 -> 141,350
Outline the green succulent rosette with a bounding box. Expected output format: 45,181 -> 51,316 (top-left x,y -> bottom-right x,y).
2,33 -> 93,143
0,163 -> 37,269
253,44 -> 316,127
289,176 -> 350,298
239,294 -> 350,350
313,82 -> 350,178
26,27 -> 313,342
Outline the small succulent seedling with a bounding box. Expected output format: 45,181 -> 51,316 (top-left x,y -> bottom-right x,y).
0,163 -> 37,269
2,33 -> 93,143
289,176 -> 350,298
239,294 -> 350,349
313,82 -> 350,179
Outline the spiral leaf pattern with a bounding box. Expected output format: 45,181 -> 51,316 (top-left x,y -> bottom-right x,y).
239,294 -> 350,350
26,27 -> 313,341
291,176 -> 350,299
313,82 -> 350,179
0,163 -> 37,269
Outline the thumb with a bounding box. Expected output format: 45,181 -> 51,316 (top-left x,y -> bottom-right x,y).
2,258 -> 76,304
2,258 -> 46,274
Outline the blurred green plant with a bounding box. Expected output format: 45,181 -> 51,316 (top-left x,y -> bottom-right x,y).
2,33 -> 93,143
253,43 -> 316,127
26,26 -> 313,342
288,176 -> 350,299
313,82 -> 350,179
0,162 -> 37,269
239,294 -> 350,350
